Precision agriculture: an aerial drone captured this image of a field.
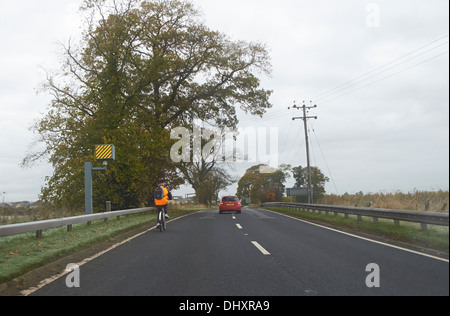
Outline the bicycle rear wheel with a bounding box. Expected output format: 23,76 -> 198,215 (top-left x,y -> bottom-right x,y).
158,211 -> 164,232
159,211 -> 166,232
163,215 -> 166,231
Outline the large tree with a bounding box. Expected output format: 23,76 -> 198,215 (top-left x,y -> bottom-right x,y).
292,165 -> 329,202
181,162 -> 236,205
237,164 -> 290,204
177,126 -> 237,205
23,0 -> 272,211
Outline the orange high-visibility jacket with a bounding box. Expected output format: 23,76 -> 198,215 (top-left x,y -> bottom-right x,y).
155,186 -> 169,206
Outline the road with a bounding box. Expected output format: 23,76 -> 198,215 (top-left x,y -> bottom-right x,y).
31,208 -> 448,296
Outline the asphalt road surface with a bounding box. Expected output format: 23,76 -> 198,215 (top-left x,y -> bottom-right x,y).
31,208 -> 448,296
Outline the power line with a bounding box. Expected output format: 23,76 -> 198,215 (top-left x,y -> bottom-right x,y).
314,35 -> 449,104
320,50 -> 449,105
284,125 -> 304,165
310,125 -> 339,195
238,36 -> 448,127
279,119 -> 295,157
317,42 -> 448,103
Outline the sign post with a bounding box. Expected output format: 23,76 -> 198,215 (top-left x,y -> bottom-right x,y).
85,145 -> 115,215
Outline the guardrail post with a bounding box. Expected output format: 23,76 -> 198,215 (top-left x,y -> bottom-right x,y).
105,201 -> 111,222
36,230 -> 42,238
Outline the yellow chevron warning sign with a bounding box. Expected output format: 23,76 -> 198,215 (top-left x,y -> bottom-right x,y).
95,144 -> 115,161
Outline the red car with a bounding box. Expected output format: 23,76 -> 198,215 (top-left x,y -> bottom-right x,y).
219,196 -> 242,214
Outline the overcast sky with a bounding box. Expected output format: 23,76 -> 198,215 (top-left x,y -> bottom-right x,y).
0,0 -> 448,203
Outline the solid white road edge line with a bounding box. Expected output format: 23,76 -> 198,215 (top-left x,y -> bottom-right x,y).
20,211 -> 202,296
261,208 -> 449,263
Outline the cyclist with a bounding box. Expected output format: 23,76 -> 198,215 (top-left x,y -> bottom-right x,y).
154,182 -> 171,227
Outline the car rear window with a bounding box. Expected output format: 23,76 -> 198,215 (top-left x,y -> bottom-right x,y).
222,196 -> 239,202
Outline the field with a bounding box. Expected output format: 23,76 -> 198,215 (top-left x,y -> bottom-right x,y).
316,190 -> 449,213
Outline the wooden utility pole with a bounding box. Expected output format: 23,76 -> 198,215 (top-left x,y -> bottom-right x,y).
290,101 -> 317,204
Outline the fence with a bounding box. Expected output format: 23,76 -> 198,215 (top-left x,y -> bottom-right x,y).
261,202 -> 449,230
0,207 -> 156,238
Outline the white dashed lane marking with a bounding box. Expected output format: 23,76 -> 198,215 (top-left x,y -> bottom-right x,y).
233,214 -> 270,256
251,241 -> 271,256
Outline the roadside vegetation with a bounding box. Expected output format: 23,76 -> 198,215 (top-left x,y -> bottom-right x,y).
314,190 -> 449,213
263,206 -> 448,256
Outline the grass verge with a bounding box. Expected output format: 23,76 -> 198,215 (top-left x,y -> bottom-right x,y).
0,208 -> 203,284
263,207 -> 449,256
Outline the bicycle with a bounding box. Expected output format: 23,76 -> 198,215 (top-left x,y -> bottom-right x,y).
157,207 -> 167,232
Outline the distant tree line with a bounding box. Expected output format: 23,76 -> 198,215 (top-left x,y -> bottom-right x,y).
237,164 -> 329,204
